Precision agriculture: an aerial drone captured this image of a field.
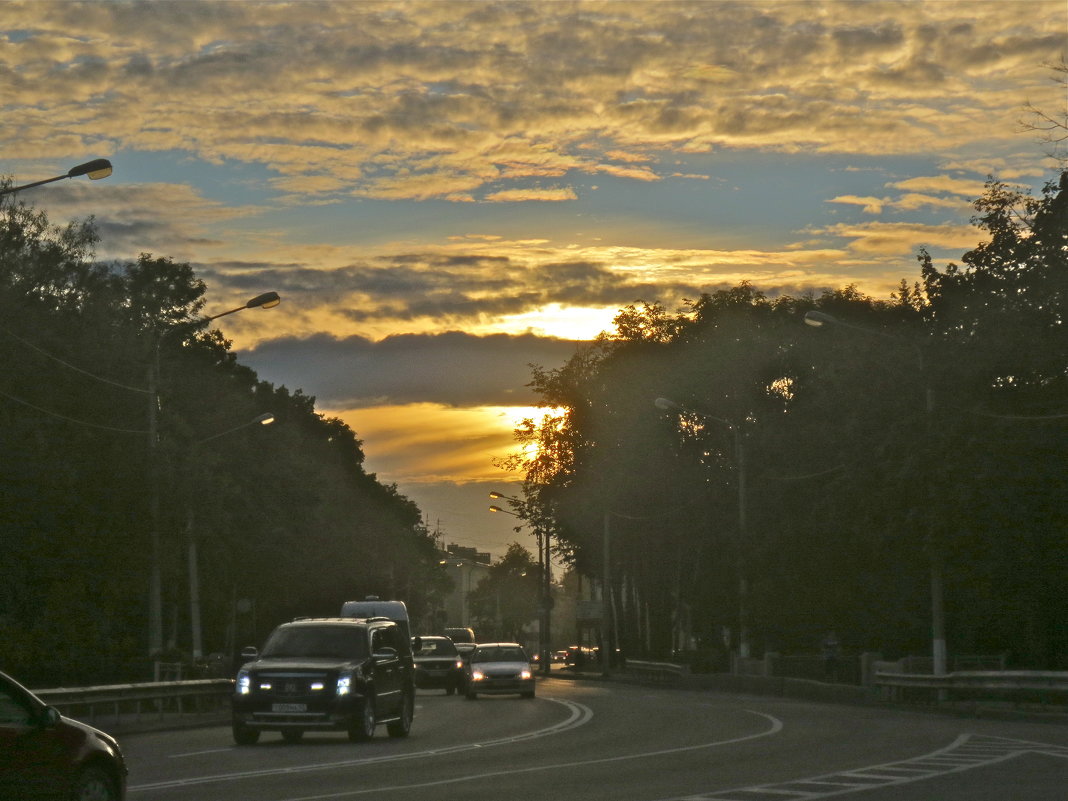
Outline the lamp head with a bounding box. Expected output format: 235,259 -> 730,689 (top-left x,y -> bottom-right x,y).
803,310 -> 837,328
246,291 -> 281,310
67,159 -> 113,180
654,397 -> 681,412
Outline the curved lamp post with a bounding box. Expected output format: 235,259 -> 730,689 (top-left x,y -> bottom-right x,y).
146,293 -> 281,657
655,396 -> 751,660
0,158 -> 113,197
187,412 -> 275,660
206,291 -> 281,321
489,495 -> 554,674
803,309 -> 945,676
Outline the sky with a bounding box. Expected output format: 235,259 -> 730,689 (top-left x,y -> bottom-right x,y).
2,0 -> 1065,560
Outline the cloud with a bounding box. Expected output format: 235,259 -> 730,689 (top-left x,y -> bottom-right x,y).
483,187 -> 578,202
815,221 -> 979,255
889,175 -> 988,197
240,330 -> 584,408
2,1 -> 1063,203
829,195 -> 888,214
339,404 -> 534,485
13,181 -> 260,260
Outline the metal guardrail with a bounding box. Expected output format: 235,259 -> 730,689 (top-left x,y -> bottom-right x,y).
874,670 -> 1068,703
34,679 -> 233,728
623,659 -> 688,682
29,668 -> 1067,732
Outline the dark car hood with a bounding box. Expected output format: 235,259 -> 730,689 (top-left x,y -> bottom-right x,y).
60,715 -> 125,764
246,657 -> 361,672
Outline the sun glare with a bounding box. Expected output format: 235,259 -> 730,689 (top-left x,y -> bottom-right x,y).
480,303 -> 619,340
331,402 -> 562,485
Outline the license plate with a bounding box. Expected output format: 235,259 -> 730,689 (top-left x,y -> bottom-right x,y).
272,703 -> 307,712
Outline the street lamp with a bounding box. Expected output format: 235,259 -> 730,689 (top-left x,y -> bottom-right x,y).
206,292 -> 281,321
146,292 -> 281,657
803,309 -> 945,676
489,494 -> 554,674
0,158 -> 113,197
186,412 -> 275,661
654,396 -> 751,660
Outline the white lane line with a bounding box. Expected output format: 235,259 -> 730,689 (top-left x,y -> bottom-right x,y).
277,710 -> 785,801
656,733 -> 1068,800
167,705 -> 439,758
129,697 -> 591,792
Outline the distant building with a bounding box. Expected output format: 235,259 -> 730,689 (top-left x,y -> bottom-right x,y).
436,544 -> 492,632
446,543 -> 491,565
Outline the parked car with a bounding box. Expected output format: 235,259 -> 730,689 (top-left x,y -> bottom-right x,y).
0,670 -> 128,800
412,635 -> 465,694
232,617 -> 414,744
464,643 -> 536,699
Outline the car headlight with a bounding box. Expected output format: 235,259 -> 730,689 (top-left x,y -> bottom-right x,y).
521,669 -> 532,680
236,671 -> 251,695
337,671 -> 353,696
455,660 -> 464,669
471,669 -> 485,682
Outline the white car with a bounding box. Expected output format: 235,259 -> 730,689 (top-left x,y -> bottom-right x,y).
464,643 -> 535,699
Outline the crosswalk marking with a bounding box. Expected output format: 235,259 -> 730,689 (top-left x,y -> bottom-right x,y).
658,734 -> 1068,800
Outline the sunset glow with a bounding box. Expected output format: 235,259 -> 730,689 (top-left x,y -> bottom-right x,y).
3,0 -> 1064,554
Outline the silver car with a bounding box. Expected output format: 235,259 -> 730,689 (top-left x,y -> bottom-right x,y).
463,643 -> 535,699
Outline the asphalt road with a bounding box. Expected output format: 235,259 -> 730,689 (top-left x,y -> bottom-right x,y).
121,677 -> 1068,801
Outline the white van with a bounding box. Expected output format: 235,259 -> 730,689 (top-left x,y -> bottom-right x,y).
340,596 -> 411,640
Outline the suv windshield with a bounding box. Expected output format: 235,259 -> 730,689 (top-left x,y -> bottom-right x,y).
261,626 -> 369,659
415,639 -> 458,657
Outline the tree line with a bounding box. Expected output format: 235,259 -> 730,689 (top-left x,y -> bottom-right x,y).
505,172 -> 1068,670
0,193 -> 448,686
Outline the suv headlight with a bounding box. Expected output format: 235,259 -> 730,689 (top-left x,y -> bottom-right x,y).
471,669 -> 485,682
521,669 -> 532,680
237,670 -> 251,695
337,671 -> 353,696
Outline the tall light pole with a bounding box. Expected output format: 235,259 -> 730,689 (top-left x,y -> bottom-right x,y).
147,292 -> 281,657
187,412 -> 275,661
803,309 -> 945,676
0,158 -> 113,197
655,397 -> 751,660
489,492 -> 554,674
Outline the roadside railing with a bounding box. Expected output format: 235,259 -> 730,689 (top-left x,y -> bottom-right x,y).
873,670 -> 1068,706
623,659 -> 689,683
35,679 -> 232,729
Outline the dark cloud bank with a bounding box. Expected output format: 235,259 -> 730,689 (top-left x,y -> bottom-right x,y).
239,330 -> 584,409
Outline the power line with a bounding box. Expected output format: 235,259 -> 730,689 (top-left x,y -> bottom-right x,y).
0,325 -> 150,394
0,387 -> 147,433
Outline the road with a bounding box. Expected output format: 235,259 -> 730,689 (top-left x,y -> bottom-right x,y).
121,676 -> 1068,801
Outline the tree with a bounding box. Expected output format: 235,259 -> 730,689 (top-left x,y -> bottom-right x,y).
0,193 -> 442,684
509,171 -> 1068,668
468,544 -> 540,642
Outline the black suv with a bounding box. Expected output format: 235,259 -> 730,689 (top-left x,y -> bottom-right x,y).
231,617 -> 414,744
